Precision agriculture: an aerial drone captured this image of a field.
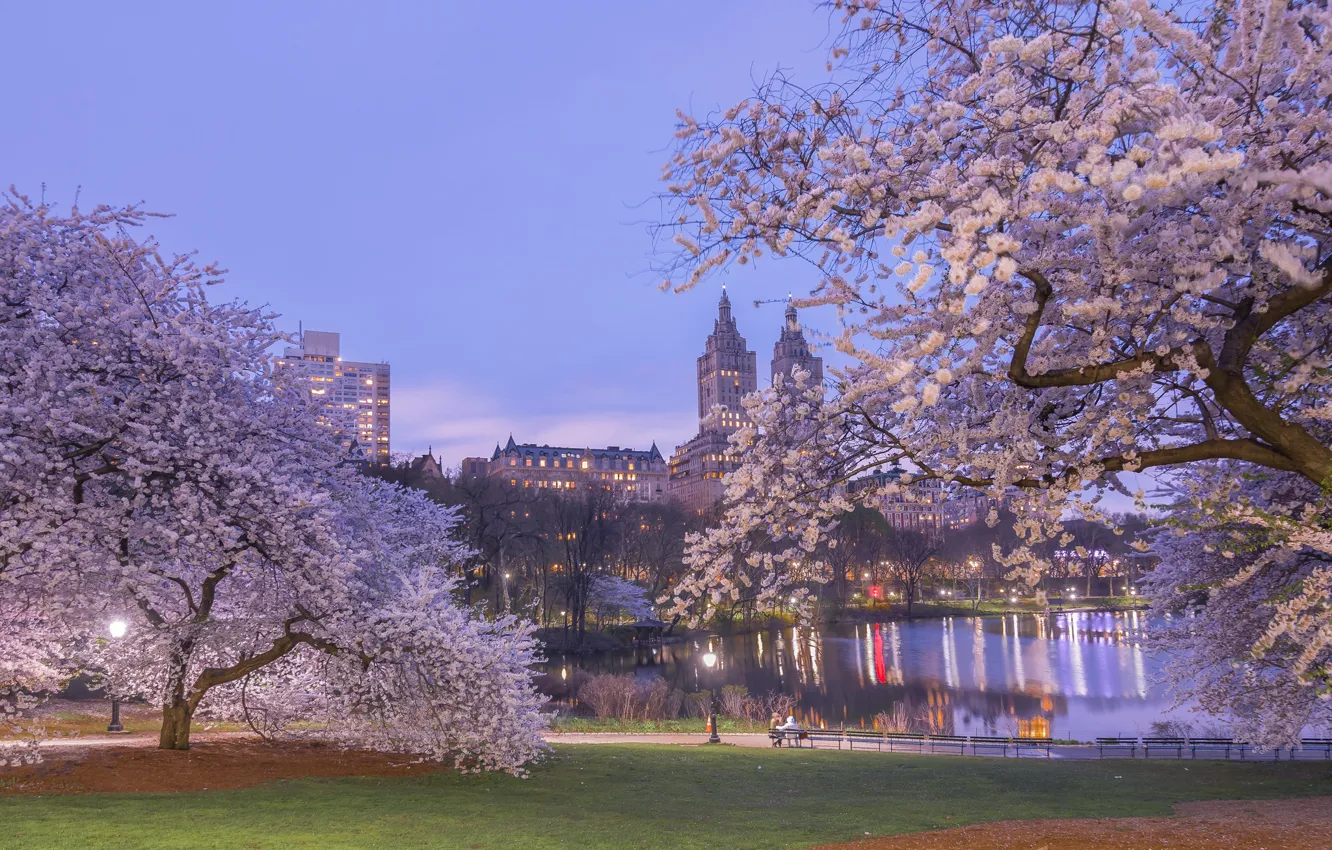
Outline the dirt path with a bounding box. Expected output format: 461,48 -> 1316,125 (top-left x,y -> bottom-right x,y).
2,739 -> 444,795
813,797 -> 1332,850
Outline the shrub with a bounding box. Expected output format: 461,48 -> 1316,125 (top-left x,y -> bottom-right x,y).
719,685 -> 749,719
874,704 -> 911,734
684,690 -> 712,718
576,674 -> 693,721
578,674 -> 641,720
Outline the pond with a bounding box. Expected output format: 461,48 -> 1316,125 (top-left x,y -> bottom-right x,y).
550,611 -> 1195,740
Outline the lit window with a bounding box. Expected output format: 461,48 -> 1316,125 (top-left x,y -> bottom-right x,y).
525,458 -> 532,467
581,460 -> 588,469
539,458 -> 546,467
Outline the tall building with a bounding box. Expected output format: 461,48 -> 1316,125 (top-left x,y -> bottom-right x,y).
771,301 -> 824,387
668,288 -> 758,514
278,330 -> 391,466
461,437 -> 669,501
670,291 -> 824,514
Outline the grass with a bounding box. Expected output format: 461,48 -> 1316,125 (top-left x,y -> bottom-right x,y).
3,745 -> 1330,849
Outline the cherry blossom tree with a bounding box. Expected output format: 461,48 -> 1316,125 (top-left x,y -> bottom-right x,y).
655,0 -> 1331,741
1,195 -> 545,771
587,575 -> 655,627
1143,468 -> 1331,744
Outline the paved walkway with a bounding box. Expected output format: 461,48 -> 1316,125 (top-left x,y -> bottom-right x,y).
545,732 -> 1106,759
23,731 -> 1301,763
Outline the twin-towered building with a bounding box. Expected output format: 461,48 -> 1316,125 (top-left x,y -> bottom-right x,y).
667,289 -> 823,514
461,289 -> 823,513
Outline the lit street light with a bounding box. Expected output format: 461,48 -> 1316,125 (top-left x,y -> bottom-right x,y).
702,650 -> 721,744
107,620 -> 128,733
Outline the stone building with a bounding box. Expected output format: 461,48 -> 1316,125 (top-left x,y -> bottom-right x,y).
462,436 -> 669,501
668,289 -> 823,515
771,301 -> 824,387
848,466 -> 992,532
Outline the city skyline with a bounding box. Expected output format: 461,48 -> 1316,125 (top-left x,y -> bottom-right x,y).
2,0 -> 837,466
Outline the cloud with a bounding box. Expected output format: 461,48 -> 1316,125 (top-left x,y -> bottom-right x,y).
392,379 -> 697,464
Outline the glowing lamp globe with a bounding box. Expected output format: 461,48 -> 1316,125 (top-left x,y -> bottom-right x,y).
702,651 -> 717,669
108,620 -> 128,639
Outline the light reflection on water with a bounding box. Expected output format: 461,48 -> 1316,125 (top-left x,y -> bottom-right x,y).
551,611 -> 1189,739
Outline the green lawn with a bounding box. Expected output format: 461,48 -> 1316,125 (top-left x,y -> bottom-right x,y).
3,745 -> 1329,850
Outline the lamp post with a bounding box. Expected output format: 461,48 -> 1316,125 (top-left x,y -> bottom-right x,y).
702,650 -> 721,744
107,619 -> 127,733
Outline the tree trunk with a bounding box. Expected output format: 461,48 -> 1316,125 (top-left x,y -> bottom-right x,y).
159,699 -> 194,750
159,635 -> 196,750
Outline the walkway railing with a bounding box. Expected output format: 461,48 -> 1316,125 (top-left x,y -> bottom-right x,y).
767,728 -> 1332,760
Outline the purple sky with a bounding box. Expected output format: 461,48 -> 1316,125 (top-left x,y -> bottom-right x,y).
5,1 -> 843,465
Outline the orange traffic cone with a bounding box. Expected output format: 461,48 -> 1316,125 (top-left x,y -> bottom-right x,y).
705,716 -> 713,734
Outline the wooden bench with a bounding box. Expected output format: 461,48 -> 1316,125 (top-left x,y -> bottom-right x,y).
845,730 -> 886,751
969,735 -> 1010,757
1189,738 -> 1242,759
882,732 -> 927,753
927,734 -> 968,755
768,728 -> 810,748
1014,737 -> 1054,758
806,729 -> 845,749
1142,737 -> 1187,758
1097,737 -> 1138,758
1292,738 -> 1332,759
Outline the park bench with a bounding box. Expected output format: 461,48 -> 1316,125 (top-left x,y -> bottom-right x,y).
805,729 -> 846,749
768,728 -> 810,748
1292,738 -> 1332,759
1014,737 -> 1054,758
1096,737 -> 1138,758
969,736 -> 1010,757
927,734 -> 968,755
845,730 -> 886,751
881,732 -> 927,753
1142,737 -> 1187,758
1188,738 -> 1243,759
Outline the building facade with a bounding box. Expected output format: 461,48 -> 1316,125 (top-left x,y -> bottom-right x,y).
849,466 -> 992,532
462,436 -> 669,501
771,302 -> 824,387
278,330 -> 391,466
668,289 -> 823,515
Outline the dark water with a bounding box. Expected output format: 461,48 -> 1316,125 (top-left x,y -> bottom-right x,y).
550,611 -> 1193,739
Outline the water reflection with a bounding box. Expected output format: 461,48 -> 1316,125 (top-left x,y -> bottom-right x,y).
550,611 -> 1185,738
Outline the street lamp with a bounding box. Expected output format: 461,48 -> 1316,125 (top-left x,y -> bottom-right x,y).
702,650 -> 721,744
107,620 -> 128,733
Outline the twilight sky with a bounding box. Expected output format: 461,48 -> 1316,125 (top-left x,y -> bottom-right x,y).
4,0 -> 842,466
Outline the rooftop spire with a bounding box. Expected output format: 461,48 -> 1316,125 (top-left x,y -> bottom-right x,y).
718,285 -> 733,325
